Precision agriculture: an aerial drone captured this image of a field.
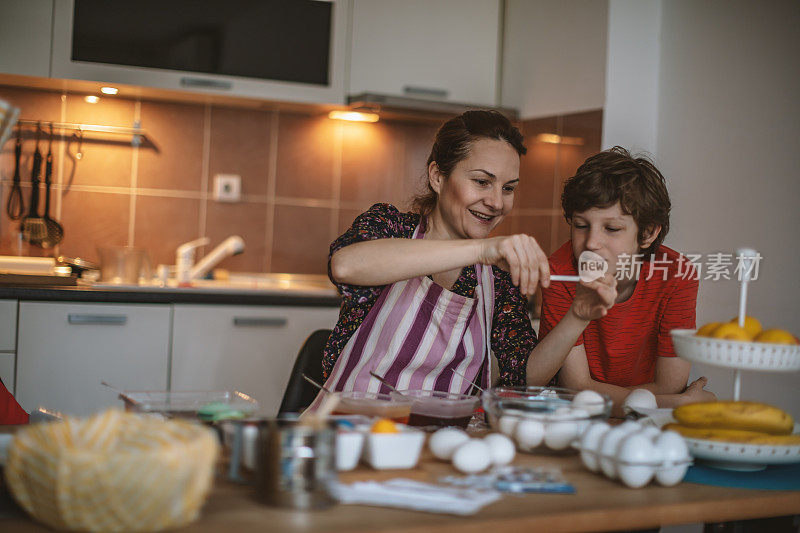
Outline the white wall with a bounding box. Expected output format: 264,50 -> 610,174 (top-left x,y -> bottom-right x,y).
601,0 -> 661,154
502,0 -> 607,119
606,0 -> 800,415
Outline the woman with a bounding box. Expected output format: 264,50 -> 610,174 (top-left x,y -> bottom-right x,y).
317,111 -> 616,400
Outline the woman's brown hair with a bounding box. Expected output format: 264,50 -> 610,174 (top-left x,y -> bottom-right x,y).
561,146 -> 671,257
411,110 -> 526,217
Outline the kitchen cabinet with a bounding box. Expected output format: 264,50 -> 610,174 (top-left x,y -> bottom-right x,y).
349,0 -> 501,106
0,299 -> 16,351
48,0 -> 350,105
0,0 -> 53,78
16,302 -> 170,416
0,299 -> 17,393
170,304 -> 339,416
0,353 -> 14,394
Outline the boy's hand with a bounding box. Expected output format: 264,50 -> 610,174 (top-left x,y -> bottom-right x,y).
568,272 -> 617,321
678,376 -> 717,405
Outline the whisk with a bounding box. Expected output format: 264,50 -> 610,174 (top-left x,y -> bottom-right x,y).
5,124 -> 23,219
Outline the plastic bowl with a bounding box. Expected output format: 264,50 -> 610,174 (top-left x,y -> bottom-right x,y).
391,390 -> 479,429
482,386 -> 612,452
363,425 -> 426,469
330,391 -> 412,423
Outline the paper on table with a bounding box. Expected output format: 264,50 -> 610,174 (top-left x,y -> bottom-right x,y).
330,478 -> 501,515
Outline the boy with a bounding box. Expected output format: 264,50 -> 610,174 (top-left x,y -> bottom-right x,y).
539,147 -> 715,409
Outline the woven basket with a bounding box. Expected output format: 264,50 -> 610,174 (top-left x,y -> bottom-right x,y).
4,410 -> 219,532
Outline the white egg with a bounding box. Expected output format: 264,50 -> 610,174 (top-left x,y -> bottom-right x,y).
498,415 -> 521,437
515,419 -> 545,451
616,433 -> 657,488
428,427 -> 470,460
553,406 -> 573,417
618,420 -> 643,434
483,433 -> 516,466
654,431 -> 690,486
544,420 -> 579,450
572,390 -> 607,416
579,421 -> 610,472
551,406 -> 589,420
452,439 -> 492,474
598,426 -> 629,479
623,389 -> 657,411
638,426 -> 662,441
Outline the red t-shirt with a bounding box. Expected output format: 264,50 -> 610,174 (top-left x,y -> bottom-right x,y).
539,241 -> 699,387
0,380 -> 28,425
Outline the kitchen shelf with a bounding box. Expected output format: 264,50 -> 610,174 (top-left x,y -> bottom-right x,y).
16,118 -> 150,147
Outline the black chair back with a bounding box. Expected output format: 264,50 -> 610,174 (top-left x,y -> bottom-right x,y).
278,329 -> 332,415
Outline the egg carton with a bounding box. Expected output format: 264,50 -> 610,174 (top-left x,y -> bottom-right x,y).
574,421 -> 693,488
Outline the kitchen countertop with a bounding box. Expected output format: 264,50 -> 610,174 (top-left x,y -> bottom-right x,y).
0,274 -> 341,307
3,448 -> 799,532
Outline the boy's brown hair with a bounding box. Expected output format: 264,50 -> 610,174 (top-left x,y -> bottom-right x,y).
561,146 -> 670,257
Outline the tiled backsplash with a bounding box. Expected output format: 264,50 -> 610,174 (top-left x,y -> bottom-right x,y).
0,85 -> 600,274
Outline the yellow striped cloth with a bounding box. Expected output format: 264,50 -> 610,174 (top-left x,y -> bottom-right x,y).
4,410 -> 219,532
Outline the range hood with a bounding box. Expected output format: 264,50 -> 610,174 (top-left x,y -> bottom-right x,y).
347,93 -> 519,122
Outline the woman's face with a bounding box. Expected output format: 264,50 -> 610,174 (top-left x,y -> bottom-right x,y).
429,138 -> 520,240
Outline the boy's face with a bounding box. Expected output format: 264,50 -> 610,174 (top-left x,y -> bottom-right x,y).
570,202 -> 657,278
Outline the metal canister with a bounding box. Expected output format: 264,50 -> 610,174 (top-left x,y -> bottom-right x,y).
254,418 -> 337,509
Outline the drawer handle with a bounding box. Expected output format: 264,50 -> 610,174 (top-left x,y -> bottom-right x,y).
232,317 -> 287,327
180,77 -> 232,90
68,314 -> 127,325
403,86 -> 449,99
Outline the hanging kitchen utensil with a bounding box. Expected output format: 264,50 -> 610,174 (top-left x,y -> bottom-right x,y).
39,124 -> 64,248
5,124 -> 24,220
21,123 -> 46,244
0,98 -> 20,149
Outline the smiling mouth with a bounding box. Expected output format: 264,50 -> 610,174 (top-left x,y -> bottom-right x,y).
469,209 -> 497,223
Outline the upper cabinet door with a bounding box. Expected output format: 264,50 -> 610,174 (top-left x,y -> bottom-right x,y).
0,0 -> 53,77
349,0 -> 501,107
50,0 -> 350,105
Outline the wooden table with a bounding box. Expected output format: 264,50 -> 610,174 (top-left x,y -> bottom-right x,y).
3,449 -> 799,532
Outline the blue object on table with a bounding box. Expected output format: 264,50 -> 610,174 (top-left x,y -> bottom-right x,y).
684,463 -> 800,490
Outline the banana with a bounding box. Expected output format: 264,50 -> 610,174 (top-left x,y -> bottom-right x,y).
673,401 -> 794,435
664,424 -> 800,445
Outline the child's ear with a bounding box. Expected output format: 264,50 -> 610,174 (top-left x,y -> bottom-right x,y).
428,161 -> 443,194
640,225 -> 662,249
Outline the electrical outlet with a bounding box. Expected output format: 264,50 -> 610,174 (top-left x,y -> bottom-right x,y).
213,174 -> 241,202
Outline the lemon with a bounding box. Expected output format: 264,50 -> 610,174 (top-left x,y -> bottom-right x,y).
370,418 -> 399,433
696,322 -> 722,337
754,329 -> 799,345
728,316 -> 762,338
711,323 -> 752,341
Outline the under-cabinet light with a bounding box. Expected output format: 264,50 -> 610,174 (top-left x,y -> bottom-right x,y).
328,110 -> 379,123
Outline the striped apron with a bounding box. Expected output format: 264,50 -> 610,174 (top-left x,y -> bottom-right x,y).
316,224 -> 495,404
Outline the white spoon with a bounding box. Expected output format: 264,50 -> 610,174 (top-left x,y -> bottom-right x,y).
550,251 -> 608,283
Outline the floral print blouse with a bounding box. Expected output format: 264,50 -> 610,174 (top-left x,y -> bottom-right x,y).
323,203 -> 537,386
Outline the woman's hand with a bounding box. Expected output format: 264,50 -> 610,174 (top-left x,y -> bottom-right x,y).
568,272 -> 617,321
479,234 -> 549,296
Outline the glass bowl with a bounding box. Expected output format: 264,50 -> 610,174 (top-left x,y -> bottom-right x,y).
482,386 -> 612,452
330,391 -> 412,423
391,390 -> 480,429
